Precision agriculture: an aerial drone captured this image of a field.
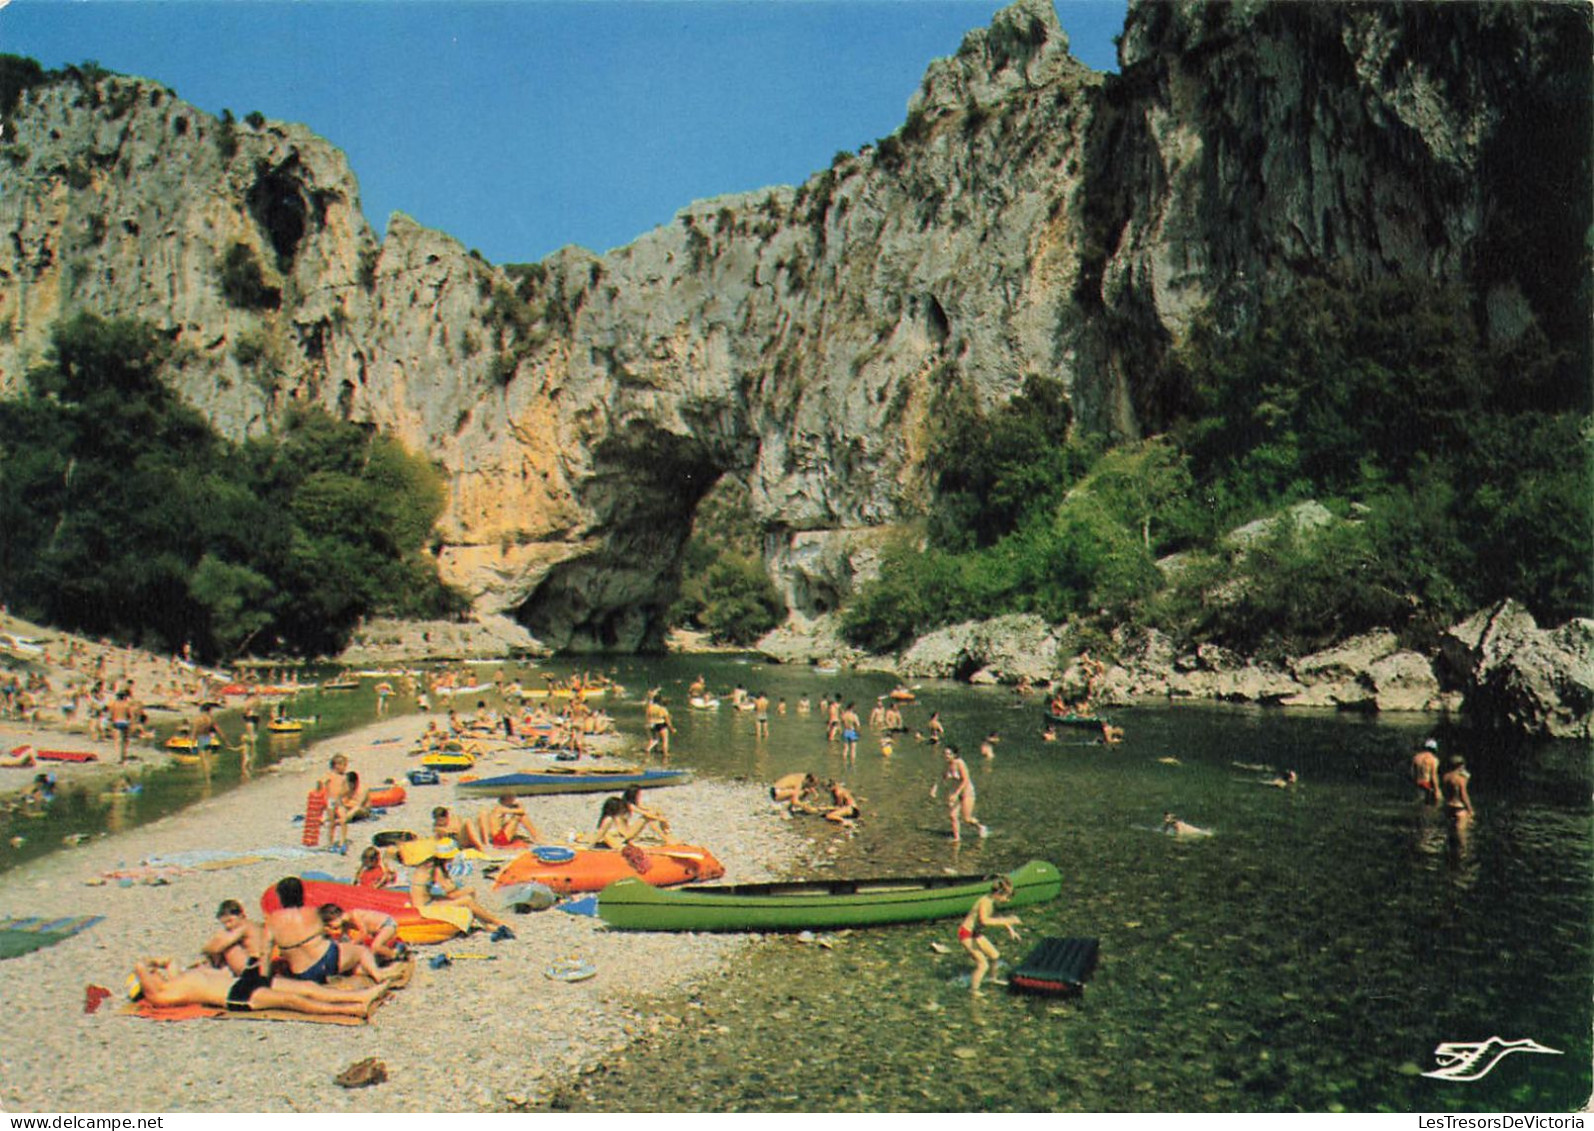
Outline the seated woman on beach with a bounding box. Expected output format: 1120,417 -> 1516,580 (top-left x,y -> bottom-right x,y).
578,796 -> 643,849
318,904 -> 408,975
262,876 -> 342,985
132,957 -> 384,1018
621,785 -> 671,842
403,838 -> 512,937
822,780 -> 860,826
354,845 -> 398,889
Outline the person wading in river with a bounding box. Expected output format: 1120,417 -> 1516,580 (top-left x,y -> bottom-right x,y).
931,745 -> 985,842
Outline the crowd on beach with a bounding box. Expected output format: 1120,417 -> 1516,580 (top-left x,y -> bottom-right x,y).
3,613 -> 1485,1019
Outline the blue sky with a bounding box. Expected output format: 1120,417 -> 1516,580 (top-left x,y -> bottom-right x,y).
0,1 -> 1127,266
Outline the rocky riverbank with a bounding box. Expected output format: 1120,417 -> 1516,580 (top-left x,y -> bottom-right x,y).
755,600 -> 1594,740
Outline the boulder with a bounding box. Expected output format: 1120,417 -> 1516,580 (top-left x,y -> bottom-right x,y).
897,615 -> 1061,684
1367,651 -> 1444,712
1292,631 -> 1399,684
1437,601 -> 1594,738
755,613 -> 860,668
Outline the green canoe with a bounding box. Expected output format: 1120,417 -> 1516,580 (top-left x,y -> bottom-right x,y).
595,859 -> 1061,932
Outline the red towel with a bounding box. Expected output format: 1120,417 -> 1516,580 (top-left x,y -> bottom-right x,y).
84,985 -> 112,1014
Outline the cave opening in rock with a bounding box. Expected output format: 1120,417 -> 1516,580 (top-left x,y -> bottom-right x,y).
513,423 -> 736,653
247,159 -> 310,273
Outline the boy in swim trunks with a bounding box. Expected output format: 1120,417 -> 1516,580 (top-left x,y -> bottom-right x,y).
957,876 -> 1022,993
482,795 -> 539,847
200,899 -> 268,975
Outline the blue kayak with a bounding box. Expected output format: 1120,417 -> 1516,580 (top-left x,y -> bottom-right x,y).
455,767 -> 693,796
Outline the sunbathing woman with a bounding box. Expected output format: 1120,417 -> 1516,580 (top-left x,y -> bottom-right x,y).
621,785 -> 671,842
585,795 -> 640,849
262,876 -> 341,985
822,780 -> 860,826
132,958 -> 383,1018
405,838 -> 512,936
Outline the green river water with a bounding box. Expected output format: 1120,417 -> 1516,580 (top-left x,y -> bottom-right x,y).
4,654 -> 1588,1112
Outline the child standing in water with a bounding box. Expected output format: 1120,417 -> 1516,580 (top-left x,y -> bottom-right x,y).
957,876 -> 1022,993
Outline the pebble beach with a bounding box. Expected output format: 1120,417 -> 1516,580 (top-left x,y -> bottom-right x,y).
0,705 -> 816,1113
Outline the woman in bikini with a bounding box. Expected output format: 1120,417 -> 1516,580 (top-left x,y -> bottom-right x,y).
822,780 -> 860,825
931,745 -> 986,842
262,876 -> 342,985
405,839 -> 512,936
957,876 -> 1022,993
586,795 -> 640,849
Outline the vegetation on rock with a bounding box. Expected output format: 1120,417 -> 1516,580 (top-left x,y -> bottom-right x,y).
0,313 -> 462,659
842,276 -> 1591,660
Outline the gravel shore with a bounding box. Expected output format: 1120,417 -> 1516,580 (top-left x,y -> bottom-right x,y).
0,711 -> 814,1113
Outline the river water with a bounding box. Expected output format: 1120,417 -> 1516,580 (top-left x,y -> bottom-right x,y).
575,655 -> 1592,1114
5,654 -> 1588,1112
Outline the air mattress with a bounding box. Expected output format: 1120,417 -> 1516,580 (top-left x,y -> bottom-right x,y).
260,878 -> 463,945
1008,936 -> 1100,997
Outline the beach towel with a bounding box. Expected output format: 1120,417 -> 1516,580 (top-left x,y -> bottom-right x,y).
122,1001 -> 367,1026
416,903 -> 472,933
0,914 -> 105,960
35,750 -> 98,763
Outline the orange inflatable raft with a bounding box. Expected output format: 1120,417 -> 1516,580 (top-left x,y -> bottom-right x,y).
259,878 -> 463,945
492,843 -> 724,895
366,784 -> 406,809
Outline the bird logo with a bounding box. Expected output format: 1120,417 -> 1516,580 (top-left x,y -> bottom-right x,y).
1422,1037 -> 1563,1082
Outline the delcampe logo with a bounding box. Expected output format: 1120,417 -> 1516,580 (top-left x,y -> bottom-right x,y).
1422,1037 -> 1563,1082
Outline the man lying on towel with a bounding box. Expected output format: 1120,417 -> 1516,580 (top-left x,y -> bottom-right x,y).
132,958 -> 385,1019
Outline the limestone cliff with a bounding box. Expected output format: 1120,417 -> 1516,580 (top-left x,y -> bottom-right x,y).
0,0 -> 1586,651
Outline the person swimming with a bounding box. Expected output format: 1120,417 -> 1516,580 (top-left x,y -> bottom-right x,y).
1161,812 -> 1213,838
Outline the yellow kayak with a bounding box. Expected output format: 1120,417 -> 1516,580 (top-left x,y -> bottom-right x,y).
420,751 -> 475,771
